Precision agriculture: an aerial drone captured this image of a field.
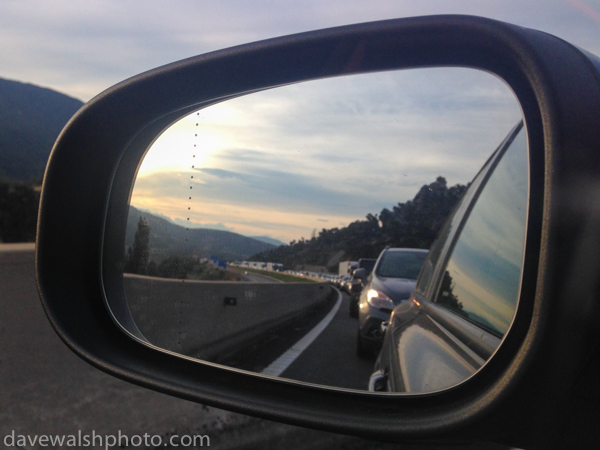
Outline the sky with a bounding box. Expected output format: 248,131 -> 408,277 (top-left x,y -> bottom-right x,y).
131,68 -> 521,242
1,0 -> 599,102
2,0 -> 599,244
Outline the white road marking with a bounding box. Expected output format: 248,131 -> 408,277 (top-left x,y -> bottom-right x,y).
261,288 -> 342,377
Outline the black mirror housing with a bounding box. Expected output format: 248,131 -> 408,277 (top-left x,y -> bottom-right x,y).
36,15 -> 600,449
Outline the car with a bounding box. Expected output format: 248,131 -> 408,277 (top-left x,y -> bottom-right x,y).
370,121 -> 526,393
35,15 -> 600,449
347,275 -> 362,317
338,275 -> 352,293
357,258 -> 376,275
348,258 -> 376,317
356,248 -> 428,357
342,274 -> 362,293
344,274 -> 364,316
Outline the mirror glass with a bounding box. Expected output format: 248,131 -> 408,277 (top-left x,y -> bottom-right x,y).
121,68 -> 524,393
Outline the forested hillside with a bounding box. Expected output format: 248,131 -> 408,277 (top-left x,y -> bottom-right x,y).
251,177 -> 468,272
0,77 -> 83,182
0,78 -> 84,242
126,206 -> 277,263
0,180 -> 39,242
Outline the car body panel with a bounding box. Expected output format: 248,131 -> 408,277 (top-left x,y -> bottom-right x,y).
372,122 -> 524,393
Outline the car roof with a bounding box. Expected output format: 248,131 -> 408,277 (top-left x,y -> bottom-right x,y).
383,248 -> 429,253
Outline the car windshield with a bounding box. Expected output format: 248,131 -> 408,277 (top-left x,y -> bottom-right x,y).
375,251 -> 428,279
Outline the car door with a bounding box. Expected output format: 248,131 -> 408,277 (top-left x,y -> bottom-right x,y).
373,121 -> 528,393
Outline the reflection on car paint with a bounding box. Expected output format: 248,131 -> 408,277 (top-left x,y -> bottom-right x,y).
372,123 -> 528,393
434,128 -> 528,337
397,323 -> 478,393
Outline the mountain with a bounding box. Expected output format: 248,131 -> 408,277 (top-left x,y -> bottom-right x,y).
250,235 -> 286,247
0,78 -> 84,182
251,177 -> 468,271
126,207 -> 276,262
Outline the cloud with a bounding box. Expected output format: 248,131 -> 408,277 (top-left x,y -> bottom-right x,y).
0,0 -> 598,101
195,68 -> 521,193
196,168 -> 240,179
157,164 -> 391,217
210,148 -> 271,164
129,66 -> 524,242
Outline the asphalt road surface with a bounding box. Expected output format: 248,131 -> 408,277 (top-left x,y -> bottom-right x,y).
226,287 -> 376,390
280,292 -> 375,390
242,272 -> 280,283
230,268 -> 280,283
0,245 -> 512,450
220,289 -> 375,390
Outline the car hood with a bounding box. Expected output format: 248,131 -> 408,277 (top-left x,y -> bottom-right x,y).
370,276 -> 416,304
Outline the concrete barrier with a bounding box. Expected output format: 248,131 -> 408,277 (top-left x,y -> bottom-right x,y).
124,275 -> 332,362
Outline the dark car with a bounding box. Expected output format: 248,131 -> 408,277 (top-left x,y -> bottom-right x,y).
370,121 -> 527,393
348,258 -> 376,317
357,258 -> 376,274
356,247 -> 428,357
345,275 -> 363,297
338,275 -> 351,292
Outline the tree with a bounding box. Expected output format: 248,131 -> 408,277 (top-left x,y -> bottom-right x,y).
124,216 -> 151,275
156,255 -> 194,279
0,180 -> 40,243
436,270 -> 466,316
250,177 -> 468,270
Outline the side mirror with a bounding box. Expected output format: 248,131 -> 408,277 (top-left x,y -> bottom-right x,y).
352,268 -> 367,283
36,15 -> 600,449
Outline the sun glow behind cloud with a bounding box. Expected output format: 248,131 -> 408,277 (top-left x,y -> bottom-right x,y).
130,68 -> 522,244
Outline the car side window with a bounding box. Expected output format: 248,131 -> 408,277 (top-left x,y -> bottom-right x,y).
414,185 -> 475,295
375,251 -> 428,279
433,127 -> 528,337
412,126 -> 516,296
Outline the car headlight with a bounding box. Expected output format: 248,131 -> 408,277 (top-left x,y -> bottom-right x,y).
366,289 -> 395,310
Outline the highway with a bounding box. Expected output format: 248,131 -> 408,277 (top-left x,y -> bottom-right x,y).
215,286 -> 376,391
231,288 -> 375,390
0,246 -> 502,449
0,247 -> 235,447
240,270 -> 281,283
280,291 -> 375,390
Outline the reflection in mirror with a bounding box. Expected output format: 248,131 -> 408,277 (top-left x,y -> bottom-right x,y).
372,125 -> 528,393
437,128 -> 528,337
120,68 -> 524,393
